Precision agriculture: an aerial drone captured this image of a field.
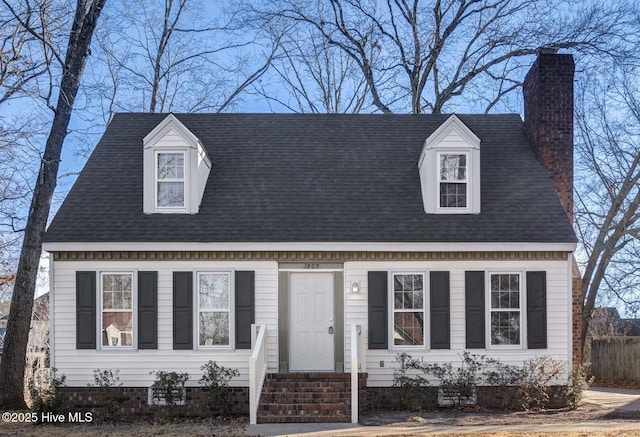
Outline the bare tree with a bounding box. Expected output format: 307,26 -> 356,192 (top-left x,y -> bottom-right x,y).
0,0 -> 65,304
0,0 -> 62,105
254,28 -> 370,113
575,69 -> 640,356
84,0 -> 278,121
0,0 -> 107,409
241,0 -> 639,114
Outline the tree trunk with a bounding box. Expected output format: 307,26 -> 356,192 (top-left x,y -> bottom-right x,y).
0,0 -> 107,409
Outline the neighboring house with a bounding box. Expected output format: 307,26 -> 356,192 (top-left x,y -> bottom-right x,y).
590,307 -> 640,337
0,294 -> 48,366
42,51 -> 580,419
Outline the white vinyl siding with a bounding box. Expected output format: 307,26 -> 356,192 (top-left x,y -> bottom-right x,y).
343,258 -> 571,387
51,254 -> 571,389
51,259 -> 278,387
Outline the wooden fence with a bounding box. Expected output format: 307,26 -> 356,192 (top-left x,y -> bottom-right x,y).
592,336 -> 640,382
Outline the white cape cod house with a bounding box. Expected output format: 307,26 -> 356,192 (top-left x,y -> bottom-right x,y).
42,51 -> 580,423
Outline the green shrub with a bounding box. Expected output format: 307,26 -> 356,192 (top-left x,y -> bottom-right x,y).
198,361 -> 240,416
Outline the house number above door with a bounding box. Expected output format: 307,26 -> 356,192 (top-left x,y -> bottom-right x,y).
278,262 -> 344,271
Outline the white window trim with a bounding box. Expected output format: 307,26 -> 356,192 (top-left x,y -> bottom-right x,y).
155,150 -> 188,212
195,270 -> 235,350
437,151 -> 470,212
388,270 -> 430,350
99,270 -> 137,351
485,270 -> 527,350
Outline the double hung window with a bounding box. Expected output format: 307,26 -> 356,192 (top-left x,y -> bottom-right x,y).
392,273 -> 425,346
156,152 -> 185,208
439,153 -> 468,208
101,273 -> 134,347
197,272 -> 231,347
489,273 -> 522,346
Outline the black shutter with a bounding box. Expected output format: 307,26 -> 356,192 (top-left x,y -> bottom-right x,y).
76,271 -> 97,349
138,271 -> 158,349
235,271 -> 255,349
430,271 -> 450,349
173,272 -> 193,349
465,271 -> 485,349
368,271 -> 388,349
527,271 -> 547,349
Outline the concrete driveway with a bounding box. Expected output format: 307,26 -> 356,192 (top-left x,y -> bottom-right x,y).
246,387 -> 640,436
584,387 -> 640,412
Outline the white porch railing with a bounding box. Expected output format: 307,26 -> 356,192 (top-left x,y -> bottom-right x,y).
249,324 -> 268,425
350,323 -> 365,424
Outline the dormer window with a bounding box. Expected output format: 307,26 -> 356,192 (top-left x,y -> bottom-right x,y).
418,115 -> 480,214
156,152 -> 185,208
439,153 -> 468,208
143,114 -> 211,215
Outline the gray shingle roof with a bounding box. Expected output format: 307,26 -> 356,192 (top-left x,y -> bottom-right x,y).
43,113 -> 576,244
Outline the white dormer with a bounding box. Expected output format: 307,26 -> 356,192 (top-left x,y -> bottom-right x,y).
418,114 -> 481,214
143,114 -> 211,214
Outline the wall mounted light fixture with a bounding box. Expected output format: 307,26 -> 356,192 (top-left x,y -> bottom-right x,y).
351,282 -> 360,293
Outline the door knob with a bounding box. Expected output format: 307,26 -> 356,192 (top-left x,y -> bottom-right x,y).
328,326 -> 334,334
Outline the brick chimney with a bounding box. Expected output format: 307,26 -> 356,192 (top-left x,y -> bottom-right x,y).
523,48 -> 575,223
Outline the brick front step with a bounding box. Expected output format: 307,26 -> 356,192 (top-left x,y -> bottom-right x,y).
257,373 -> 352,424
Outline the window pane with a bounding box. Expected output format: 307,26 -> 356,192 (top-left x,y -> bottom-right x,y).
199,312 -> 230,346
394,312 -> 424,346
413,291 -> 423,309
394,292 -> 403,309
491,311 -> 520,345
394,274 -> 424,309
158,153 -> 184,179
103,274 -> 132,310
491,274 -> 519,309
413,275 -> 423,291
103,291 -> 113,309
440,182 -> 467,207
440,154 -> 467,181
510,291 -> 520,308
510,274 -> 519,291
157,182 -> 184,207
102,312 -> 133,346
394,276 -> 402,292
199,273 -> 229,310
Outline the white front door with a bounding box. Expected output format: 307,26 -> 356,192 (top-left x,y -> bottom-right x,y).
289,272 -> 335,371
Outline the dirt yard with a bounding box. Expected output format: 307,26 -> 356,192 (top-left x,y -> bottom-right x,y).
1,394 -> 639,436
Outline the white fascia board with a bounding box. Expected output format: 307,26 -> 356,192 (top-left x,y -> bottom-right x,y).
43,241 -> 577,253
